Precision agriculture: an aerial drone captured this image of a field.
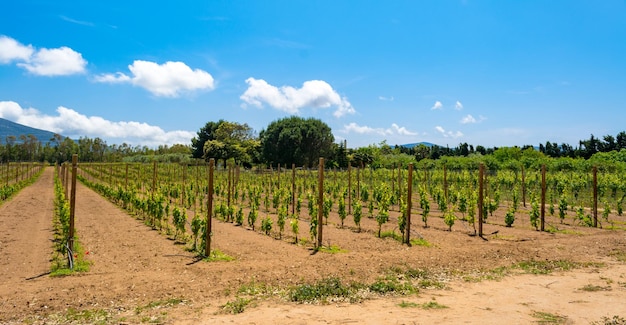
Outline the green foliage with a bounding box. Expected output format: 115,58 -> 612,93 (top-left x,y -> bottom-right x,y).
443,210 -> 455,231
290,215 -> 299,243
261,216 -> 273,235
259,116 -> 334,167
247,207 -> 258,230
419,187 -> 430,228
530,197 -> 540,230
235,206 -> 244,225
352,200 -> 362,231
190,213 -> 203,251
504,207 -> 515,227
558,193 -> 568,223
277,205 -> 287,238
338,196 -> 347,227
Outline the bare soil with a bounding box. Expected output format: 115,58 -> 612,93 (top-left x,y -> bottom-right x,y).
1,167 -> 626,324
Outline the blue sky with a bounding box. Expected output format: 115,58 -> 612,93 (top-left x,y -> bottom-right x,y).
1,1 -> 625,148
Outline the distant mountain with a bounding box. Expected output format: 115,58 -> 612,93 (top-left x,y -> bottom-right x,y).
0,118 -> 60,145
395,142 -> 438,149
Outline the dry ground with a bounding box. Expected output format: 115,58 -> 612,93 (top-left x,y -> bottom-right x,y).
1,167 -> 625,324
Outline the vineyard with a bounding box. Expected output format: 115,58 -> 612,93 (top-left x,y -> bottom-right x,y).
2,160 -> 626,324
76,160 -> 626,252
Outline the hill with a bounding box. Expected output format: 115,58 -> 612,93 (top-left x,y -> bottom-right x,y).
0,118 -> 60,145
395,142 -> 437,149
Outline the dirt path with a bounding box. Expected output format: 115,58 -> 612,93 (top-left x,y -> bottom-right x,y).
0,167 -> 54,310
1,167 -> 626,324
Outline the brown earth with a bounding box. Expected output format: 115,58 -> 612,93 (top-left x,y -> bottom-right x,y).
1,167 -> 626,324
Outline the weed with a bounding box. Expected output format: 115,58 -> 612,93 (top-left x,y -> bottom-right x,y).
316,244 -> 347,254
419,300 -> 448,310
591,315 -> 626,325
203,249 -> 235,262
579,284 -> 611,292
221,297 -> 252,314
531,311 -> 568,324
398,301 -> 419,308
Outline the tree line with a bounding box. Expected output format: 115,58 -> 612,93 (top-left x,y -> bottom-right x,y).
3,116 -> 626,170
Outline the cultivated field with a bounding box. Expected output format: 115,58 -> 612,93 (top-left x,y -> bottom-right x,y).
1,165 -> 626,324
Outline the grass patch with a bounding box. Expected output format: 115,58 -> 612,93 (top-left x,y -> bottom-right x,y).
316,244 -> 347,254
609,250 -> 626,262
368,277 -> 417,295
579,284 -> 611,292
462,259 -> 603,283
419,300 -> 448,310
289,277 -> 359,303
545,226 -> 583,235
221,297 -> 252,314
531,311 -> 569,324
513,259 -> 602,275
398,301 -> 419,308
203,249 -> 235,262
380,230 -> 403,242
50,240 -> 91,276
237,281 -> 275,297
591,315 -> 626,325
379,232 -> 432,247
410,237 -> 432,247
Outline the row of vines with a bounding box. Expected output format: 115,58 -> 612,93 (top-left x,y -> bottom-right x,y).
76,159 -> 626,253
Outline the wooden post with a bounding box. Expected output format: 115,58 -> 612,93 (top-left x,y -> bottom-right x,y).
521,165 -> 526,207
397,163 -> 402,208
63,163 -> 69,200
317,158 -> 324,248
593,166 -> 598,228
125,163 -> 129,189
348,163 -> 352,215
68,154 -> 78,255
541,164 -> 546,232
278,163 -> 281,190
406,163 -> 413,245
152,161 -> 157,195
183,163 -> 188,207
227,162 -> 232,209
443,164 -> 448,201
478,163 -> 484,238
291,163 -> 296,215
205,158 -> 215,257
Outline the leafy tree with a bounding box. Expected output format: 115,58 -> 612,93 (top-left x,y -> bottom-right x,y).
191,120 -> 225,159
202,121 -> 259,166
259,116 -> 334,167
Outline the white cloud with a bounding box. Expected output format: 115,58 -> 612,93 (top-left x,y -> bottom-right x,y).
0,101 -> 194,146
0,36 -> 34,63
95,60 -> 215,97
460,114 -> 486,124
455,100 -> 463,110
93,72 -> 131,83
240,78 -> 355,118
460,114 -> 477,124
391,123 -> 417,136
378,96 -> 394,101
434,126 -> 463,138
59,15 -> 94,27
0,35 -> 86,76
342,122 -> 416,136
431,101 -> 443,110
18,46 -> 87,76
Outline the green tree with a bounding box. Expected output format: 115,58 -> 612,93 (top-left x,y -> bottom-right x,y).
202,121 -> 259,166
191,120 -> 225,159
259,116 -> 334,167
